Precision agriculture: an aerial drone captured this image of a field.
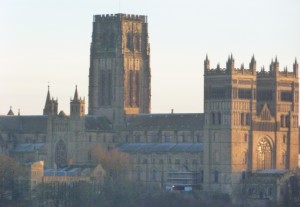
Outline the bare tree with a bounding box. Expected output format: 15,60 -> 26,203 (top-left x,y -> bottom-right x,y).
91,145 -> 132,180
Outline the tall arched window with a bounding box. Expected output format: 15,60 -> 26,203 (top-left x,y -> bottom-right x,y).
257,138 -> 272,170
151,168 -> 157,181
214,170 -> 219,183
55,139 -> 67,168
135,167 -> 142,181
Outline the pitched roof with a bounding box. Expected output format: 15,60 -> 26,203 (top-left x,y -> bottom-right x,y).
85,115 -> 112,131
126,113 -> 204,130
0,115 -> 48,133
12,143 -> 45,153
118,143 -> 203,153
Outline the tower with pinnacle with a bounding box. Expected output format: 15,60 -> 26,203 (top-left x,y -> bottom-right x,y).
203,55 -> 299,194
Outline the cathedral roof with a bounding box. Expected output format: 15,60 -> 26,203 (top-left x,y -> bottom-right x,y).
126,113 -> 204,130
85,115 -> 112,131
0,115 -> 48,133
119,143 -> 203,153
12,143 -> 45,153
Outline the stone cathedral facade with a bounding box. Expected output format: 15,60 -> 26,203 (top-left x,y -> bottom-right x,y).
0,14 -> 299,200
203,55 -> 299,194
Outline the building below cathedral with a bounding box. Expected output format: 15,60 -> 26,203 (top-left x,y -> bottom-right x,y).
0,13 -> 300,204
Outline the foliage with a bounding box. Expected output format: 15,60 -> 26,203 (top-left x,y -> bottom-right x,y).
91,145 -> 132,180
0,155 -> 25,206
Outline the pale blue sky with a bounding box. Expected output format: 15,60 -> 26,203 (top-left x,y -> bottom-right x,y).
0,0 -> 299,115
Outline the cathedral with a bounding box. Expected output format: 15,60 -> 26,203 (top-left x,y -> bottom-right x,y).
0,13 -> 299,200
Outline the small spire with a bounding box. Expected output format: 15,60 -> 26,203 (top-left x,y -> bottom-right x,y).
205,54 -> 208,61
295,58 -> 298,64
275,56 -> 278,63
231,53 -> 233,60
46,85 -> 51,102
7,106 -> 14,116
73,85 -> 79,101
251,54 -> 255,61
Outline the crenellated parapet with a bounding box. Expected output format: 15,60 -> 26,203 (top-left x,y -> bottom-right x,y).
205,55 -> 299,79
204,54 -> 256,76
94,13 -> 147,23
257,57 -> 298,78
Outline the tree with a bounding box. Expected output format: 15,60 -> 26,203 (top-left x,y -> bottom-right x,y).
0,155 -> 25,206
91,145 -> 132,180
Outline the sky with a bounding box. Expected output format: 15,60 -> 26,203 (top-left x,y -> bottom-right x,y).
0,0 -> 299,115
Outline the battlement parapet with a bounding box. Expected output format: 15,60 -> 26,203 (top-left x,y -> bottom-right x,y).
257,69 -> 297,78
205,67 -> 255,76
94,13 -> 147,23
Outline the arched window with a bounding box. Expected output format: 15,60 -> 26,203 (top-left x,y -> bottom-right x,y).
135,134 -> 140,143
213,151 -> 219,164
134,33 -> 141,51
55,139 -> 67,168
241,113 -> 245,125
246,113 -> 250,125
151,168 -> 157,181
285,115 -> 290,128
211,113 -> 215,125
214,170 -> 219,183
126,32 -> 133,50
135,167 -> 142,181
217,112 -> 221,125
244,134 -> 248,142
257,138 -> 272,170
281,115 -> 285,127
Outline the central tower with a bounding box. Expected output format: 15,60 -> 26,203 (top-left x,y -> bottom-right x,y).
88,14 -> 151,127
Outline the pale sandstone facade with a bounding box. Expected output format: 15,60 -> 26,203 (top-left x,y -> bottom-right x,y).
204,55 -> 299,194
0,14 -> 299,198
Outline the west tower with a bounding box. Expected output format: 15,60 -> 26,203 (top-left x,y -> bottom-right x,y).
203,55 -> 299,194
203,55 -> 257,193
88,14 -> 151,127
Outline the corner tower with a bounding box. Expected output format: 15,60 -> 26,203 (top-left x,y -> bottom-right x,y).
88,14 -> 151,127
203,55 -> 257,193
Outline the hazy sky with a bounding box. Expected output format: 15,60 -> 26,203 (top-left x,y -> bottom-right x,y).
0,0 -> 299,115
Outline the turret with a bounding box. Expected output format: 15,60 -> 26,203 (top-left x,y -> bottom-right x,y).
204,54 -> 210,73
43,86 -> 58,116
293,58 -> 298,77
274,56 -> 279,73
70,85 -> 85,118
7,106 -> 14,116
249,55 -> 256,75
226,54 -> 235,72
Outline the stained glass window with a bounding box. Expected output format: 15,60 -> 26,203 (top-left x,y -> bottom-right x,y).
257,138 -> 272,170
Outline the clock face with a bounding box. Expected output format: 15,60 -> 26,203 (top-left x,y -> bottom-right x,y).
55,139 -> 67,168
